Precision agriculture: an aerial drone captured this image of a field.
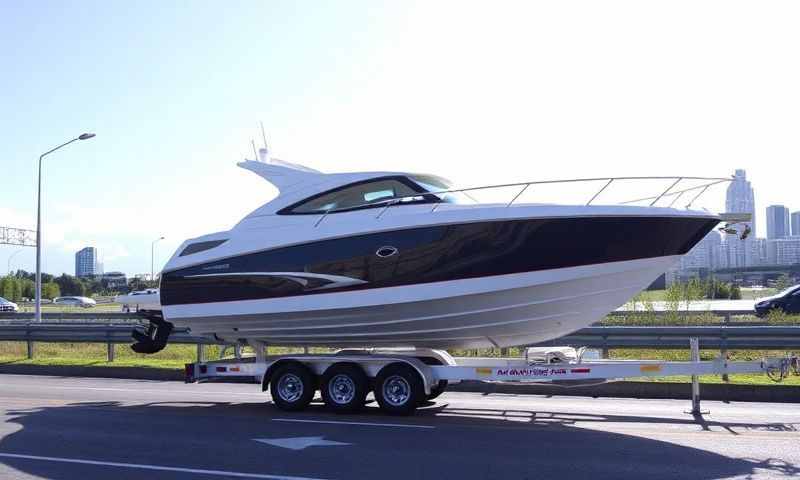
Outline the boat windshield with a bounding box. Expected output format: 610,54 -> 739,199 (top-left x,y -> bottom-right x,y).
777,284 -> 800,297
410,175 -> 475,204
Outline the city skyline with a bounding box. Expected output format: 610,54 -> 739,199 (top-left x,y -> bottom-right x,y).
677,169 -> 800,277
1,2 -> 799,276
766,205 -> 791,239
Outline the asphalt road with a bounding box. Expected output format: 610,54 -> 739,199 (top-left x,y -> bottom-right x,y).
0,374 -> 797,480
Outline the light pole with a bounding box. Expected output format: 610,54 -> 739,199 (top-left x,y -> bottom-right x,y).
151,236 -> 164,285
35,133 -> 96,322
7,249 -> 22,275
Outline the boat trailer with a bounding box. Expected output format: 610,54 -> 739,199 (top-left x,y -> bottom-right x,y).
184,338 -> 798,416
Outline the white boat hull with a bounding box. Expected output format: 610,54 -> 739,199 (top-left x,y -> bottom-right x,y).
165,255 -> 677,349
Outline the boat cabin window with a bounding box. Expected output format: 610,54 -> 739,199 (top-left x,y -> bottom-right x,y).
179,239 -> 228,257
286,178 -> 429,214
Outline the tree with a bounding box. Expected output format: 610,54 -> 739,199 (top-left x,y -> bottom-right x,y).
20,278 -> 34,299
54,274 -> 87,296
685,278 -> 704,308
42,282 -> 60,300
774,274 -> 792,292
730,284 -> 742,300
127,277 -> 149,292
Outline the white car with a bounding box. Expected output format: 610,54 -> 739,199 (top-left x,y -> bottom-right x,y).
53,296 -> 97,308
115,289 -> 160,313
0,296 -> 19,312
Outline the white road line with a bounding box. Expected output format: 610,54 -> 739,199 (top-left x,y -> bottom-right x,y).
0,452 -> 329,480
273,418 -> 435,429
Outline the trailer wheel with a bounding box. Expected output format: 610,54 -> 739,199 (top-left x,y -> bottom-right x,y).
374,363 -> 424,416
321,364 -> 369,413
269,363 -> 316,412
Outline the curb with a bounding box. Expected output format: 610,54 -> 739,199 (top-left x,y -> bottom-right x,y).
0,364 -> 183,381
1,364 -> 798,403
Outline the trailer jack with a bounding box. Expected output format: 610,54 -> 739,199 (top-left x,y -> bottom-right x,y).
131,313 -> 173,354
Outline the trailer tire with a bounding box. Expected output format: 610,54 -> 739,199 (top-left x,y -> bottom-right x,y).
321,363 -> 369,414
374,363 -> 424,416
269,363 -> 316,412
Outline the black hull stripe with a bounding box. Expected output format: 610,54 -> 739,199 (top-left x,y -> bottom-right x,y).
161,216 -> 717,306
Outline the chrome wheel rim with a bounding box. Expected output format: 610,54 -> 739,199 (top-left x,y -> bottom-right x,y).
277,373 -> 303,403
383,375 -> 411,407
328,374 -> 356,405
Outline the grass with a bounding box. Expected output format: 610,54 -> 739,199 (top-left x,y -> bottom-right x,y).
1,298 -> 798,387
0,342 -> 205,369
633,288 -> 775,302
608,348 -> 800,386
14,303 -> 125,314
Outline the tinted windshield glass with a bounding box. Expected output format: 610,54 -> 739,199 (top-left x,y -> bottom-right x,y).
290,178 -> 425,214
411,175 -> 475,204
0,297 -> 8,303
782,285 -> 800,296
777,285 -> 800,297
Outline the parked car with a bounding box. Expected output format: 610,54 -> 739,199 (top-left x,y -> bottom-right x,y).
754,284 -> 800,317
53,296 -> 97,308
0,296 -> 19,312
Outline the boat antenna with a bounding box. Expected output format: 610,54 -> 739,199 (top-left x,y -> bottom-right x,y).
251,140 -> 258,161
260,121 -> 268,151
258,122 -> 270,162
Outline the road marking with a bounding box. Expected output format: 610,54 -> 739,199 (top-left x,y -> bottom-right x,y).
254,436 -> 351,450
0,452 -> 328,480
273,418 -> 435,429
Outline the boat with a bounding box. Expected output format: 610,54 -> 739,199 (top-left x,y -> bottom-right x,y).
132,146 -> 736,354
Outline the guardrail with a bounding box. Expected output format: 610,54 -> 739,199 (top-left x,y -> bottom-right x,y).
1,310 -> 798,365
545,326 -> 800,349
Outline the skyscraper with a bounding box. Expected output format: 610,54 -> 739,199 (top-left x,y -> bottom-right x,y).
792,211 -> 800,237
724,169 -> 756,266
75,247 -> 99,278
766,205 -> 790,239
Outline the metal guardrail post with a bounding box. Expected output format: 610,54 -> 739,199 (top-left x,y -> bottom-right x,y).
27,340 -> 34,360
234,343 -> 242,360
107,323 -> 115,362
720,313 -> 730,383
686,337 -> 708,416
197,344 -> 205,363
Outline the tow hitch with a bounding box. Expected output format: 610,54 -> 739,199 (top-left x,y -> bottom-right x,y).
131,312 -> 173,354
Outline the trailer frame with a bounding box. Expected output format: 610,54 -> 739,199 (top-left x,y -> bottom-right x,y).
184,338 -> 796,416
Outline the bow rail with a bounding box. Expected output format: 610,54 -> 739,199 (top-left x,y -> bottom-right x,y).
314,175 -> 733,227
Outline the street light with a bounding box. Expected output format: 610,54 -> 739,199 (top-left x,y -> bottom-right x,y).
35,133 -> 96,323
7,249 -> 22,275
151,236 -> 165,285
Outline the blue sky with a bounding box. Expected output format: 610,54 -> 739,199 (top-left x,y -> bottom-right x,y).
2,1 -> 799,277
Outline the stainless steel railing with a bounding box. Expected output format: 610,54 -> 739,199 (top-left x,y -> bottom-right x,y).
314,175 -> 733,227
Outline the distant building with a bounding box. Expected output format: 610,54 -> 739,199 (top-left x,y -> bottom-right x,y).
75,247 -> 99,277
772,237 -> 800,265
754,238 -> 769,266
679,230 -> 722,271
725,170 -> 756,267
766,205 -> 790,239
101,271 -> 127,290
792,211 -> 800,236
